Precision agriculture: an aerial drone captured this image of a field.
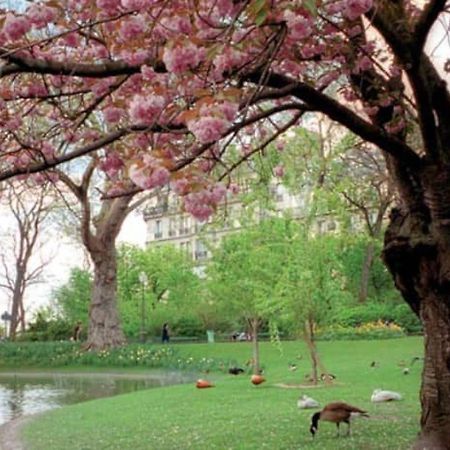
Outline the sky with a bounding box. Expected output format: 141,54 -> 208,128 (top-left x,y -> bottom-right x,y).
0,210 -> 147,320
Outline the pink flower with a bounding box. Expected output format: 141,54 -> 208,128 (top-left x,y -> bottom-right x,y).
3,14 -> 31,41
97,0 -> 121,13
26,5 -> 57,29
91,80 -> 112,97
284,11 -> 313,40
141,65 -> 157,81
130,164 -> 170,189
119,15 -> 146,40
274,164 -> 285,177
100,153 -> 124,177
163,42 -> 204,74
344,0 -> 373,20
187,116 -> 229,144
229,183 -> 240,195
172,178 -> 190,195
120,0 -> 148,10
355,55 -> 373,73
62,33 -> 80,47
103,106 -> 123,123
41,142 -> 55,159
128,94 -> 165,124
218,101 -> 239,121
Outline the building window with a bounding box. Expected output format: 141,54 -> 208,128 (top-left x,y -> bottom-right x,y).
169,218 -> 177,237
327,221 -> 337,232
195,240 -> 208,260
179,216 -> 190,235
154,220 -> 163,239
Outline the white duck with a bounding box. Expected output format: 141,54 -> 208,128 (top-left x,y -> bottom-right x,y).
371,389 -> 402,402
297,394 -> 320,409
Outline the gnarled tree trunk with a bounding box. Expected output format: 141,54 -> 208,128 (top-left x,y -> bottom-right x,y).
88,245 -> 126,349
383,164 -> 450,448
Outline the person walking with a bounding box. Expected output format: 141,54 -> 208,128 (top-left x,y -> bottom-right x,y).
162,323 -> 170,343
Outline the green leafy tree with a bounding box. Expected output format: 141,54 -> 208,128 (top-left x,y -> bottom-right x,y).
275,227 -> 351,384
207,219 -> 291,374
52,268 -> 92,328
117,244 -> 201,340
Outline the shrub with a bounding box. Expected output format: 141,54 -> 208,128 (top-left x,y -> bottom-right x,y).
331,302 -> 422,334
316,320 -> 406,340
392,304 -> 422,334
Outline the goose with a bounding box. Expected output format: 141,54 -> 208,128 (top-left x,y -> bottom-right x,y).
371,389 -> 402,402
297,394 -> 320,409
310,402 -> 369,437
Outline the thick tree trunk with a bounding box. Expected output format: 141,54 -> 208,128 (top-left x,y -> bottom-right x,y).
383,200 -> 450,448
417,296 -> 450,449
358,242 -> 375,303
87,246 -> 126,349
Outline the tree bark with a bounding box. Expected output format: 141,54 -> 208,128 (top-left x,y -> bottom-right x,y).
383,165 -> 450,447
87,245 -> 126,349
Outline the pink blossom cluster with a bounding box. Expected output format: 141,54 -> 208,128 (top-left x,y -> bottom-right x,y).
40,142 -> 56,159
103,106 -> 124,124
129,163 -> 170,189
26,5 -> 57,29
344,0 -> 373,20
213,48 -> 246,79
160,15 -> 192,36
163,42 -> 205,74
187,116 -> 229,144
119,15 -> 146,40
96,0 -> 121,15
187,100 -> 238,143
183,184 -> 227,222
121,0 -> 151,10
284,10 -> 313,40
99,153 -> 124,177
2,14 -> 31,41
128,94 -> 166,124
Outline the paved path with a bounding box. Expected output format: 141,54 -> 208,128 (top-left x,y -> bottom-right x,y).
0,415 -> 32,450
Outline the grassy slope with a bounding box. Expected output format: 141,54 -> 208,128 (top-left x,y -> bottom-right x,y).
23,337 -> 423,450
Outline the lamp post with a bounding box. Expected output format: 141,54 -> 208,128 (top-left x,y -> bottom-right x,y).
138,272 -> 148,343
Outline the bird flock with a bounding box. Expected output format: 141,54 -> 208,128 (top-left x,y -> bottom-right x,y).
195,355 -> 417,438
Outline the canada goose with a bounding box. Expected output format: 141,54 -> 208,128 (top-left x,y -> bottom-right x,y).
228,367 -> 244,375
298,395 -> 320,409
288,363 -> 298,372
310,402 -> 368,437
371,389 -> 402,402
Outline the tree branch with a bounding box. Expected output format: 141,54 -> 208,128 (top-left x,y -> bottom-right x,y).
413,0 -> 448,54
246,70 -> 422,168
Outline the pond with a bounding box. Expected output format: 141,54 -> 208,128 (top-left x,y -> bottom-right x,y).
0,371 -> 195,425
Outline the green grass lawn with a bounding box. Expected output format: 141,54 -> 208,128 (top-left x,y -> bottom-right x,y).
23,337 -> 423,450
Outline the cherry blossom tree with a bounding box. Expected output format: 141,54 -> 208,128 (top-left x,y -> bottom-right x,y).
0,1 -> 448,444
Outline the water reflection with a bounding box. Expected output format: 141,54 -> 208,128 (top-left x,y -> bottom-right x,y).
0,371 -> 194,425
